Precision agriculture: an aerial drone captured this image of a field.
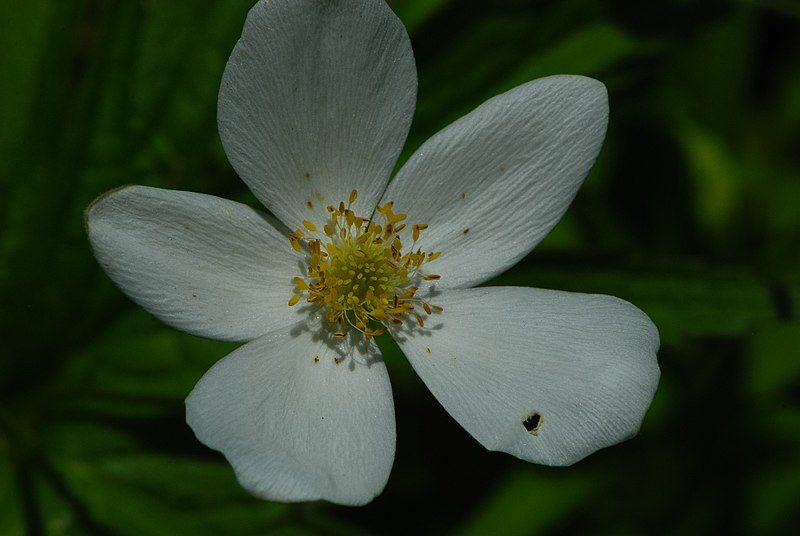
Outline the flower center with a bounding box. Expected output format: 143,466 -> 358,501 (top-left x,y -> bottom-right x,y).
288,190 -> 442,340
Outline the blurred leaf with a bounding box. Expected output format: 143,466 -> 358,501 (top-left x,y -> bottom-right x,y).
391,0 -> 452,31
675,120 -> 742,241
0,0 -> 253,388
747,455 -> 800,534
44,423 -> 289,536
779,57 -> 800,127
743,0 -> 800,19
653,13 -> 758,251
502,22 -> 654,89
661,13 -> 753,137
745,322 -> 800,444
741,60 -> 800,282
32,474 -> 83,536
493,258 -> 777,344
409,18 -> 648,153
455,470 -> 594,536
746,323 -> 800,398
0,0 -> 54,163
740,158 -> 800,282
53,310 -> 236,418
411,14 -> 535,140
0,452 -> 25,536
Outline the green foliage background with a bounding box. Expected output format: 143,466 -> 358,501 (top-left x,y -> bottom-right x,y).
1,0 -> 799,534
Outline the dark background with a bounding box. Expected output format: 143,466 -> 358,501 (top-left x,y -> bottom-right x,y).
2,0 -> 799,534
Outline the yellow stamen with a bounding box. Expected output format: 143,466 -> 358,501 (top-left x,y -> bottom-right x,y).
286,196 -> 444,339
388,212 -> 407,224
293,277 -> 308,290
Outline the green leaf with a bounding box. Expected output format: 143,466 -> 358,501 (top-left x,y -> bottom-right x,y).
659,13 -> 753,139
747,455 -> 800,534
44,424 -> 289,536
0,0 -> 253,386
0,451 -> 25,536
455,470 -> 594,536
674,120 -> 742,241
408,18 -> 647,157
32,474 -> 83,536
745,322 -> 800,444
491,258 -> 777,344
747,323 -> 800,398
0,0 -> 55,161
501,22 -> 653,90
53,310 -> 236,418
392,0 -> 452,31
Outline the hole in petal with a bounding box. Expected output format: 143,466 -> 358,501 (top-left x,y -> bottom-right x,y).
523,412 -> 543,435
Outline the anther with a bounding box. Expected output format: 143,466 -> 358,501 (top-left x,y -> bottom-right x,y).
288,196 -> 444,340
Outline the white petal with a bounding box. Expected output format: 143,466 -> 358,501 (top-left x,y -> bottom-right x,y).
186,327 -> 395,506
86,186 -> 303,342
393,287 -> 659,466
219,0 -> 417,230
382,75 -> 608,289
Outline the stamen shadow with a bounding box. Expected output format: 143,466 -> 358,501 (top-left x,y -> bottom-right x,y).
290,306 -> 381,371
387,317 -> 444,344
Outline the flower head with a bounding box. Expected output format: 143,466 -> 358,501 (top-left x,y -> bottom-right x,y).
86,0 -> 660,506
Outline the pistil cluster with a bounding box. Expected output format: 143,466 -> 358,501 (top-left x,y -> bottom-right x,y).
288,190 -> 443,340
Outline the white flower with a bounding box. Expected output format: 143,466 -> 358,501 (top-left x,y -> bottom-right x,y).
85,0 -> 660,507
